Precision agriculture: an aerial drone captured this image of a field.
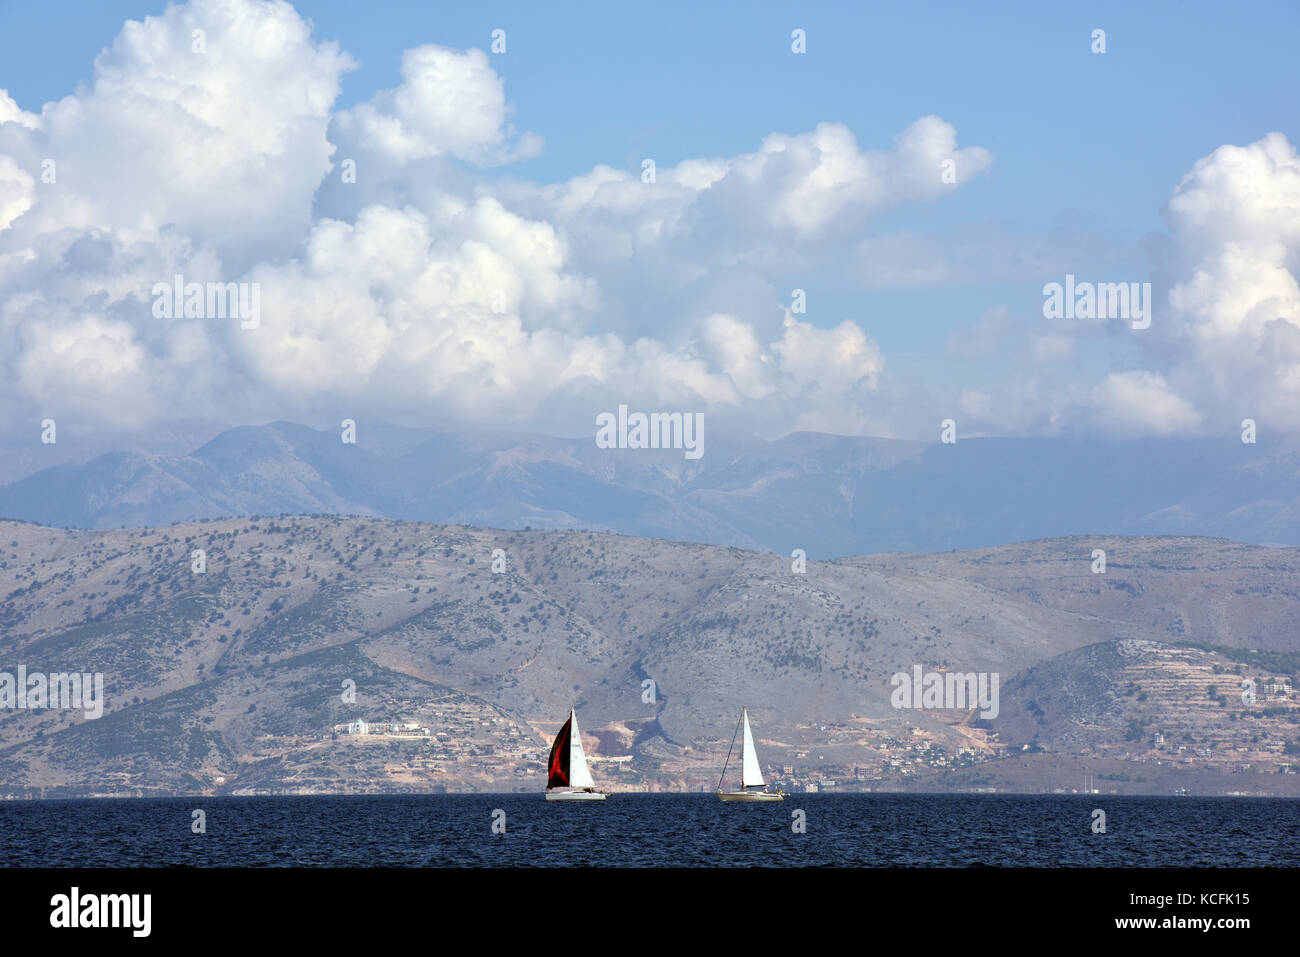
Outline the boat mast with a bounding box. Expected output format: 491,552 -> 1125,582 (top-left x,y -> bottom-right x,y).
717,709 -> 743,791
569,708 -> 577,784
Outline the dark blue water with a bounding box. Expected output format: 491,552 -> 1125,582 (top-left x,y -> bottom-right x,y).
1,795 -> 1297,867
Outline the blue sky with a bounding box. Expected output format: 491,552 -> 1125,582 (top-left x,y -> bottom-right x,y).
0,0 -> 1296,441
5,1 -> 1293,229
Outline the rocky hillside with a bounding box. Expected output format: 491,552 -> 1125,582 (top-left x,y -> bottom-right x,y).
0,517 -> 1297,796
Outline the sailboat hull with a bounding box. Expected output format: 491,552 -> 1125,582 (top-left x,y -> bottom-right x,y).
545,789 -> 607,801
717,790 -> 783,802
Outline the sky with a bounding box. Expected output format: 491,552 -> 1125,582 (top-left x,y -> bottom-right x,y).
0,0 -> 1296,443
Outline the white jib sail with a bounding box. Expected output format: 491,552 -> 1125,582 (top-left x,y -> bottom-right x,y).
740,708 -> 765,787
568,709 -> 596,789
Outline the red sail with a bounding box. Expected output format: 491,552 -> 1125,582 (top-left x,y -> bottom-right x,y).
547,716 -> 572,788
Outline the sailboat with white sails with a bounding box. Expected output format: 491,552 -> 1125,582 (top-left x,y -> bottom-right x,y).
545,707 -> 607,800
716,707 -> 783,801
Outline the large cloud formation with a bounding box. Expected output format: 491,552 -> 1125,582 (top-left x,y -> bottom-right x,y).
0,0 -> 958,437
946,132 -> 1300,439
0,0 -> 1292,442
1159,132 -> 1300,429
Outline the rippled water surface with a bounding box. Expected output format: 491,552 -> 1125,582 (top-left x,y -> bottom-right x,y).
2,794 -> 1297,867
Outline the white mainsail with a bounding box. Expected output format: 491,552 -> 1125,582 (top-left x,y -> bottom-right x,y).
568,708 -> 596,789
740,708 -> 765,787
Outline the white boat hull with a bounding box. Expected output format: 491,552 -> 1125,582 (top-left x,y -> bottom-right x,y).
545,789 -> 607,801
717,790 -> 784,802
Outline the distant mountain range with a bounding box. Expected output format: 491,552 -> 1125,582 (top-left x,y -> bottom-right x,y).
1,421 -> 1297,556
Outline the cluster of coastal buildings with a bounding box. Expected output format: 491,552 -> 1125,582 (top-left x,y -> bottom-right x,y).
333,719 -> 430,737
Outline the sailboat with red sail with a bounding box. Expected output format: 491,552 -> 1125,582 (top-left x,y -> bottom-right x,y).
545,707 -> 607,800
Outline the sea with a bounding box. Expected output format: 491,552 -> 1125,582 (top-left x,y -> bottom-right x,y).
2,794 -> 1298,867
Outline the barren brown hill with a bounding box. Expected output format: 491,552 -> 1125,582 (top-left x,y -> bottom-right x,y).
0,518 -> 1297,796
